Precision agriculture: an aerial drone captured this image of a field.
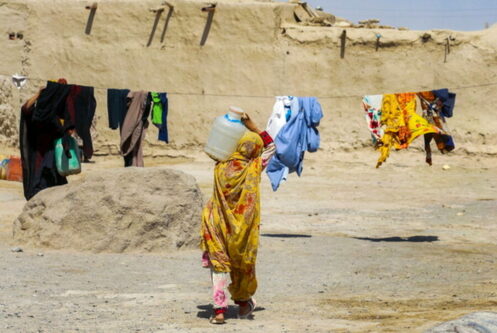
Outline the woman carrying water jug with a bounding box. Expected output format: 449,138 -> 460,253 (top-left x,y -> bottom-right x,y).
200,109 -> 275,324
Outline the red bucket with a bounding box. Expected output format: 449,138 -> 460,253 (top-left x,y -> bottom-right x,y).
6,156 -> 23,182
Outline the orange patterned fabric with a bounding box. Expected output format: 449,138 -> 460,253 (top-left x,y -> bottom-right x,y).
376,93 -> 438,168
419,91 -> 436,101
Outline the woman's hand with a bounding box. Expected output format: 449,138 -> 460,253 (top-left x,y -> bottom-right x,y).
241,113 -> 261,133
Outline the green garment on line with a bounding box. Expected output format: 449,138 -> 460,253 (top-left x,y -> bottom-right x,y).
151,92 -> 163,125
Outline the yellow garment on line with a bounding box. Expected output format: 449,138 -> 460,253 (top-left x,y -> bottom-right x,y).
377,93 -> 438,168
201,131 -> 263,301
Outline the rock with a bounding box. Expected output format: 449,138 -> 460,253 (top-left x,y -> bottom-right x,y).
335,21 -> 352,28
13,167 -> 204,253
442,164 -> 451,170
10,247 -> 23,253
421,33 -> 432,42
424,311 -> 497,332
0,78 -> 19,147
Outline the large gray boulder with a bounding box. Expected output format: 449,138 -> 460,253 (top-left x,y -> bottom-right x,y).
13,167 -> 204,253
425,312 -> 497,333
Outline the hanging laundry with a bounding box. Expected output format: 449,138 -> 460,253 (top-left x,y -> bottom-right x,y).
11,74 -> 27,89
19,80 -> 72,200
66,85 -> 96,161
266,96 -> 299,140
433,89 -> 456,118
150,92 -> 169,143
376,93 -> 438,168
362,95 -> 383,145
265,96 -> 298,185
107,88 -> 130,130
418,90 -> 456,165
120,91 -> 150,167
266,97 -> 323,191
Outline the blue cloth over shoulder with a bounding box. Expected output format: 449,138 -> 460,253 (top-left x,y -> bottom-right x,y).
433,89 -> 456,118
266,97 -> 323,191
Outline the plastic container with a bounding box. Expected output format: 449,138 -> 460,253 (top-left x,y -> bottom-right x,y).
6,156 -> 22,182
204,107 -> 247,162
54,137 -> 81,176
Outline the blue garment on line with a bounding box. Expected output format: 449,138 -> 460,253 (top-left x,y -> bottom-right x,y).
286,96 -> 299,122
107,88 -> 130,130
433,89 -> 456,118
266,97 -> 323,191
157,93 -> 169,143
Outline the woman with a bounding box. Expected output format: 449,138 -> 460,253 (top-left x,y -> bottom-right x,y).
200,113 -> 275,324
20,79 -> 72,200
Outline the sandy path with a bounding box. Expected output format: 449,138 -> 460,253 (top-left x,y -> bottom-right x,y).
1,150 -> 496,332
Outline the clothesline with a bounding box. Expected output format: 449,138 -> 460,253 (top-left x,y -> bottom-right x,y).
1,73 -> 497,100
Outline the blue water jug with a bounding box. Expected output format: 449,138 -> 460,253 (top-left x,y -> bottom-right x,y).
54,137 -> 81,176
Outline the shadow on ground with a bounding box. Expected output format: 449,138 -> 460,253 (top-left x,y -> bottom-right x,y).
354,236 -> 439,242
261,233 -> 312,238
197,304 -> 265,319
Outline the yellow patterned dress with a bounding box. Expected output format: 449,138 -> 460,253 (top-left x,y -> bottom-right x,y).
201,131 -> 264,302
376,93 -> 439,168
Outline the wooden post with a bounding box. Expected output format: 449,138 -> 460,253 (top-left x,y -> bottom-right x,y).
160,2 -> 174,43
147,7 -> 164,47
340,30 -> 346,59
444,37 -> 450,63
85,2 -> 98,35
200,3 -> 217,46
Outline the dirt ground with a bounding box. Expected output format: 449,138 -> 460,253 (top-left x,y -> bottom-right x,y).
1,149 -> 496,332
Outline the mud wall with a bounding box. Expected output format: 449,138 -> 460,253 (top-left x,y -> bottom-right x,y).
1,0 -> 496,156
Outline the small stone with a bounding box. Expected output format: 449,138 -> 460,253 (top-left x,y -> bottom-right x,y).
10,247 -> 23,253
457,212 -> 465,216
442,164 -> 451,170
37,253 -> 44,257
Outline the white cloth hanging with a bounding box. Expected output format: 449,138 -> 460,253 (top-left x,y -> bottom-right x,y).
362,95 -> 384,141
266,96 -> 298,139
12,74 -> 27,89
